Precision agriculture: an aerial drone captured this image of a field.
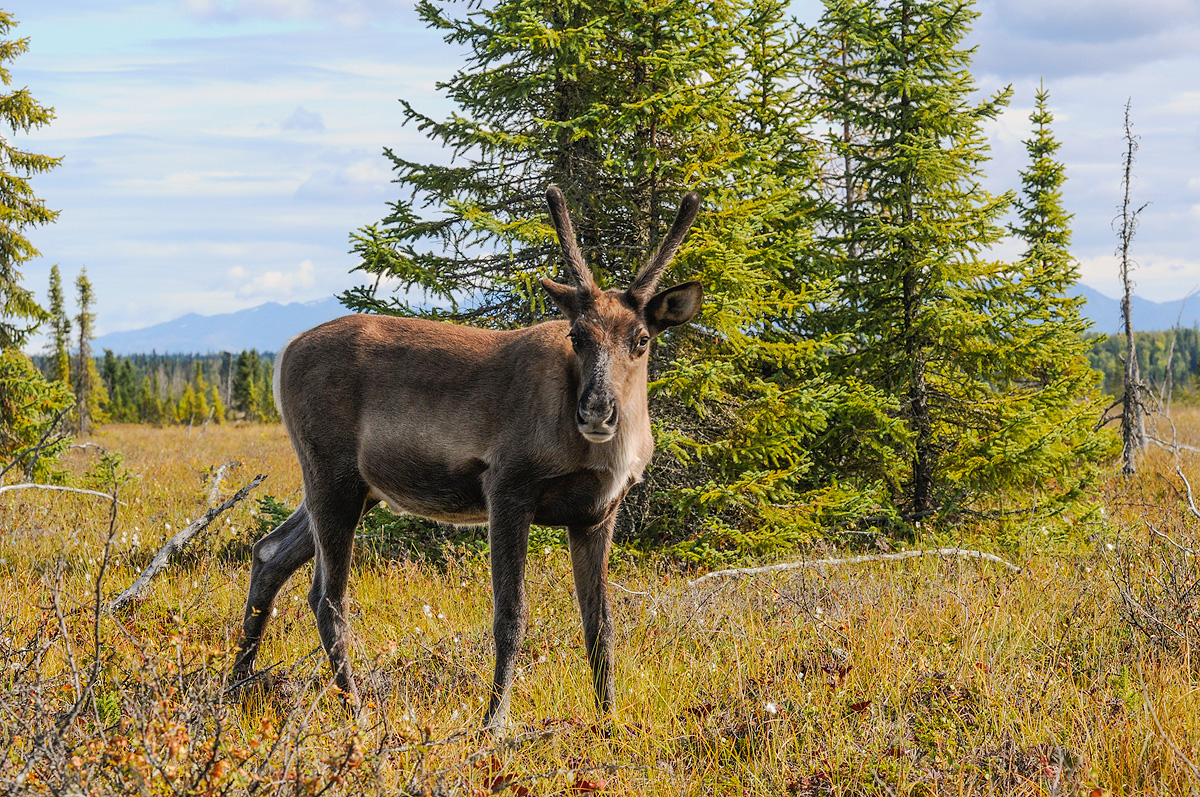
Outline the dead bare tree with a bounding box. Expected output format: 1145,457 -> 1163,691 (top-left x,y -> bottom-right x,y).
1117,99 -> 1149,475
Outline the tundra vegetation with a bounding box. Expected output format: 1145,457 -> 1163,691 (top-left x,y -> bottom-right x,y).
3,0 -> 1200,794
1,423 -> 1198,795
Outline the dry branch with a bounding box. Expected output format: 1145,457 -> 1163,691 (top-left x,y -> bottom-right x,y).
1145,521 -> 1199,556
1149,436 -> 1200,456
689,547 -> 1021,589
0,406 -> 70,481
205,460 -> 240,507
109,473 -> 266,612
1173,466 -> 1200,522
68,442 -> 108,455
0,483 -> 122,503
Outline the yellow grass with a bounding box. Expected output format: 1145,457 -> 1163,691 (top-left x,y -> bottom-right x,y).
1,418 -> 1198,795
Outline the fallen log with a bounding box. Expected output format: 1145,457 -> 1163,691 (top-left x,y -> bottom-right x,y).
109,473 -> 266,611
689,547 -> 1021,590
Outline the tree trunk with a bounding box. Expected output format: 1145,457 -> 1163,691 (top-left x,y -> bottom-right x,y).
899,0 -> 933,515
1118,100 -> 1145,476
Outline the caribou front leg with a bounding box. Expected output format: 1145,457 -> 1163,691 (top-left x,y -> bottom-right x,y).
568,514 -> 617,713
482,493 -> 533,731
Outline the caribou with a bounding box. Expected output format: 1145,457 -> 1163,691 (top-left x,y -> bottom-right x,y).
232,185 -> 703,729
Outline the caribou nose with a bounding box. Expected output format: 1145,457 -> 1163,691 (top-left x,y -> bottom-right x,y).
577,400 -> 618,442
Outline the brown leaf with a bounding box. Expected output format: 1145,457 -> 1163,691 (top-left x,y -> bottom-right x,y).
485,774 -> 533,796
848,699 -> 871,714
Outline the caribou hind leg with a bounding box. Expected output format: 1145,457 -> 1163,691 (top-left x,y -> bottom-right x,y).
233,505 -> 315,679
306,481 -> 373,705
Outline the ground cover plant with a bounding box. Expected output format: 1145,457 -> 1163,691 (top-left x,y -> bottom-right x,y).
1,420 -> 1197,795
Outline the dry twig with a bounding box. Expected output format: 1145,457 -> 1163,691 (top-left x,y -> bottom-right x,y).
689,548 -> 1021,589
1175,466 -> 1200,522
1145,521 -> 1199,556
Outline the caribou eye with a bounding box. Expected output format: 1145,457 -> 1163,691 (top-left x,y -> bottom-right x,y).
634,334 -> 650,355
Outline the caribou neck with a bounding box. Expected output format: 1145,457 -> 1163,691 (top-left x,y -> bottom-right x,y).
584,365 -> 653,506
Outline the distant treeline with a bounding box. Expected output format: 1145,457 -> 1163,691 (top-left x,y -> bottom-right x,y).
27,332 -> 1200,426
1087,329 -> 1200,403
31,350 -> 279,425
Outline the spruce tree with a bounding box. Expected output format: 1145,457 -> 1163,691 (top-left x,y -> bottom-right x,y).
232,350 -> 260,420
256,359 -> 277,422
176,384 -> 197,424
0,12 -> 72,475
997,85 -> 1113,502
0,11 -> 60,349
73,268 -> 107,434
191,361 -> 210,422
808,0 -> 1108,520
347,0 -> 897,554
343,0 -> 743,325
101,349 -> 119,416
0,348 -> 72,478
45,265 -> 71,386
208,383 -> 225,424
115,358 -> 137,421
138,376 -> 162,425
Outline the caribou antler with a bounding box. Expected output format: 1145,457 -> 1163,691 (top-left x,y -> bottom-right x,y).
629,191 -> 701,303
546,185 -> 597,292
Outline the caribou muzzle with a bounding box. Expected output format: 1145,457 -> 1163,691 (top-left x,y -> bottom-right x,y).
576,384 -> 619,443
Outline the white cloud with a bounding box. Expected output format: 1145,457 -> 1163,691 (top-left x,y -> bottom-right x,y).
1076,254 -> 1200,305
231,259 -> 317,299
987,0 -> 1200,43
974,0 -> 1200,78
293,156 -> 391,202
281,106 -> 324,132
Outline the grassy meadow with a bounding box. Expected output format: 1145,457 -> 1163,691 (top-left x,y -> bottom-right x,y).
1,419 -> 1198,795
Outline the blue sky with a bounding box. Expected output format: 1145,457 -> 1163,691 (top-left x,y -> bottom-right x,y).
7,0 -> 1200,338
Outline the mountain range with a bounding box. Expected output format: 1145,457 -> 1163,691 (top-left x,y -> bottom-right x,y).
1074,285 -> 1199,334
95,298 -> 347,354
93,286 -> 1197,355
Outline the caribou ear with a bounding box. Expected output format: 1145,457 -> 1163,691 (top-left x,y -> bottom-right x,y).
645,281 -> 703,336
540,277 -> 583,319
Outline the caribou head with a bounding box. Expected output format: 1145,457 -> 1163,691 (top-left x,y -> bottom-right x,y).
540,185 -> 704,443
